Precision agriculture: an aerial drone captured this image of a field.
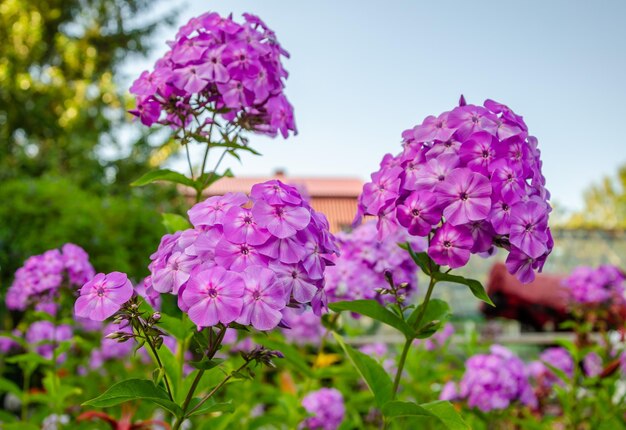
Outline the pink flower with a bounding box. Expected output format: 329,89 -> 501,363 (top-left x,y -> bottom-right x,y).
252,201 -> 311,239
428,224 -> 472,268
236,266 -> 287,331
436,168 -> 492,226
75,272 -> 133,321
181,267 -> 245,328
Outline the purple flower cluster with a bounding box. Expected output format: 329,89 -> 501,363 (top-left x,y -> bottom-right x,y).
300,388 -> 345,430
6,244 -> 95,312
442,345 -> 536,412
26,321 -> 73,363
147,180 -> 337,331
130,12 -> 296,138
324,221 -> 422,304
355,99 -> 552,282
563,265 -> 625,305
527,347 -> 574,389
281,307 -> 325,346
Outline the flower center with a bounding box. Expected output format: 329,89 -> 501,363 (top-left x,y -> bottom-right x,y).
290,270 -> 299,279
436,121 -> 443,129
252,290 -> 261,300
524,223 -> 534,232
243,216 -> 253,225
460,192 -> 469,201
208,287 -> 218,298
482,150 -> 490,159
240,245 -> 250,255
443,240 -> 452,249
411,208 -> 420,217
437,174 -> 445,181
96,286 -> 106,297
471,115 -> 480,124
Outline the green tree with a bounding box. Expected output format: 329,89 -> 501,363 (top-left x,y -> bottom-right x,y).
568,164 -> 626,229
0,0 -> 174,188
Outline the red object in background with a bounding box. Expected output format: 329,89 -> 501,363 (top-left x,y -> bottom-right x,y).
482,263 -> 570,331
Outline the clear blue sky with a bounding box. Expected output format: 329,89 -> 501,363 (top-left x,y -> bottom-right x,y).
125,0 -> 626,212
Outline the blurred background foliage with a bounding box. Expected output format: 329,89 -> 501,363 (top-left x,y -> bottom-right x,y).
0,0 -> 185,288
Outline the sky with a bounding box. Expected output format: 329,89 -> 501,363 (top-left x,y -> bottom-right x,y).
124,0 -> 626,212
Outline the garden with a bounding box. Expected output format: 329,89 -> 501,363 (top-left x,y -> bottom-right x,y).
1,1 -> 626,429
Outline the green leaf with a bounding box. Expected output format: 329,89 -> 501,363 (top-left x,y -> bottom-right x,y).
333,333 -> 393,408
161,213 -> 192,234
432,272 -> 494,306
408,299 -> 451,338
187,399 -> 235,418
0,377 -> 21,396
131,169 -> 195,188
329,300 -> 413,339
189,358 -> 224,371
83,379 -> 181,416
399,243 -> 438,275
382,400 -> 469,429
158,312 -> 194,342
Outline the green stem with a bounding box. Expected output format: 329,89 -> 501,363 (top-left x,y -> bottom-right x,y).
185,359 -> 252,417
391,275 -> 437,399
138,322 -> 174,401
21,369 -> 31,421
173,327 -> 227,429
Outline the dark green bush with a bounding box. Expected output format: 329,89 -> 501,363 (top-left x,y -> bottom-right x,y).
0,177 -> 166,288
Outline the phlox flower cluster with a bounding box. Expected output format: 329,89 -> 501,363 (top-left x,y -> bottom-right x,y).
26,321 -> 73,363
355,99 -> 552,282
300,388 -> 345,430
147,180 -> 338,331
130,12 -> 296,138
583,352 -> 603,378
527,347 -> 574,389
324,221 -> 422,304
441,345 -> 536,412
563,265 -> 625,305
281,307 -> 325,346
6,244 -> 94,312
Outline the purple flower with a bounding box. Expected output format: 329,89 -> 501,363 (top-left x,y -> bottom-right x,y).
252,201 -> 311,239
447,345 -> 536,412
130,12 -> 297,138
236,266 -> 287,330
436,168 -> 492,226
74,272 -> 134,321
300,388 -> 345,430
563,265 -> 625,305
281,307 -> 324,345
528,347 -> 574,389
583,352 -> 603,378
396,191 -> 441,236
182,267 -> 245,328
509,200 -> 549,259
146,180 -> 337,329
7,244 -> 95,311
413,112 -> 455,143
324,221 -> 422,305
428,224 -> 472,268
356,99 -> 552,281
26,321 -> 73,362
